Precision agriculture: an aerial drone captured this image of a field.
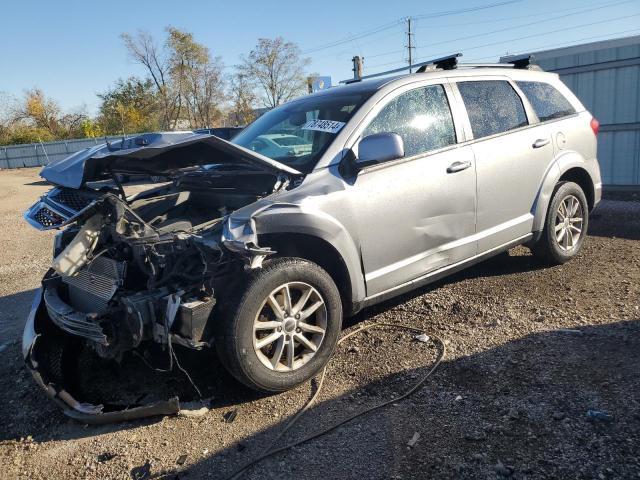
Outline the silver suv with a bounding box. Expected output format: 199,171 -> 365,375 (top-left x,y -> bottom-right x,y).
23,58 -> 601,421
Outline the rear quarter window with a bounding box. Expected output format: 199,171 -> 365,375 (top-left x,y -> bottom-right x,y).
457,80 -> 528,139
516,81 -> 576,122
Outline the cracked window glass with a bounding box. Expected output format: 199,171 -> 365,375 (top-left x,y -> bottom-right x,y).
516,81 -> 576,122
457,80 -> 528,139
363,84 -> 456,158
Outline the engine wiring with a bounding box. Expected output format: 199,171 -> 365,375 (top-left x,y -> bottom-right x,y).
223,322 -> 446,480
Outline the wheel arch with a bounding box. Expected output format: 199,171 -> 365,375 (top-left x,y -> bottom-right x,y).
558,167 -> 595,211
252,206 -> 366,316
532,155 -> 596,233
258,232 -> 360,316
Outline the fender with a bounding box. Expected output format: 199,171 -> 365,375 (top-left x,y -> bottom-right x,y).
531,151 -> 595,233
251,203 -> 366,305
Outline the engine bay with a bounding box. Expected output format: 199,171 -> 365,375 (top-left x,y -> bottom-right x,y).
29,167 -> 282,363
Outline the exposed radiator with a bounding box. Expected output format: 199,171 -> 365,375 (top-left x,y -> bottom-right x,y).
62,256 -> 126,313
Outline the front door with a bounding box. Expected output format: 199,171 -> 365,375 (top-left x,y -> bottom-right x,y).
348,84 -> 477,297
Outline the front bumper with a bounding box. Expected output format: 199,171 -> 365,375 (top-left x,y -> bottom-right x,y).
22,288 -> 180,424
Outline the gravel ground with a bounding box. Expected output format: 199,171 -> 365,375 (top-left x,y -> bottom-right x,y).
0,167 -> 638,480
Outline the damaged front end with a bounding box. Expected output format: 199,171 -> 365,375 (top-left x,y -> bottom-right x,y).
22,133 -> 298,423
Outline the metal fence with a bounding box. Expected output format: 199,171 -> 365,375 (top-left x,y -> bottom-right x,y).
0,135 -> 138,170
503,35 -> 640,186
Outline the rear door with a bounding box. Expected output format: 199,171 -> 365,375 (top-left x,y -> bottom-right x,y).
452,78 -> 554,252
346,82 -> 477,297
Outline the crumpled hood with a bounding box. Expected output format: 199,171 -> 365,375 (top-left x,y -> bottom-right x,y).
40,131 -> 302,189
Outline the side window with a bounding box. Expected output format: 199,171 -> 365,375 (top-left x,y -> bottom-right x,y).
457,80 -> 528,139
363,84 -> 456,158
516,81 -> 576,122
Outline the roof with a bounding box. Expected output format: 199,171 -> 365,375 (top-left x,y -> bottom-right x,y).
305,66 -> 557,100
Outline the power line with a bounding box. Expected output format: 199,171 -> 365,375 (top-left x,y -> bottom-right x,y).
414,0 -> 634,29
413,12 -> 640,62
365,15 -> 640,71
418,0 -> 638,50
411,0 -> 522,21
300,0 -> 522,55
350,0 -> 634,65
464,28 -> 640,62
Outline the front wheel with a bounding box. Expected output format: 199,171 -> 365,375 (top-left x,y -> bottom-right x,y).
215,257 -> 342,392
532,181 -> 589,265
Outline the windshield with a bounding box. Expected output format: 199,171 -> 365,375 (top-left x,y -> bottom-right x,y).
232,92 -> 373,173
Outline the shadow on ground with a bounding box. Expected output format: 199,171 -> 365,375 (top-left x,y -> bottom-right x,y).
0,245 -> 583,445
148,319 -> 640,480
589,200 -> 640,241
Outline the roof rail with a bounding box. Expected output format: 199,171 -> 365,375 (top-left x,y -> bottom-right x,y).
504,54 -> 542,70
415,53 -> 461,72
456,63 -> 515,69
339,53 -> 462,84
338,52 -> 542,85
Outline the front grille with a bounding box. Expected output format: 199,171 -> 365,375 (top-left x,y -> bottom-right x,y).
49,188 -> 94,212
43,286 -> 108,345
32,206 -> 65,228
62,256 -> 125,313
24,187 -> 98,231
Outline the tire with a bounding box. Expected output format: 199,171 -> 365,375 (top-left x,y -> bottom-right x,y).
532,181 -> 589,265
215,257 -> 342,392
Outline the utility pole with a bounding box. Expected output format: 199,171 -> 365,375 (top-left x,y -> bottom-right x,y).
352,56 -> 363,80
406,17 -> 415,73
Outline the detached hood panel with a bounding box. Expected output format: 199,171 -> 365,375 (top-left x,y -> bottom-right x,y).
40,132 -> 302,189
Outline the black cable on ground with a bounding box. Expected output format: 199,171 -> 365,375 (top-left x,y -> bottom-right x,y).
224,322 -> 447,480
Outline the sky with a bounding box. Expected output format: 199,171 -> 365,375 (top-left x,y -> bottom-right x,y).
1,0 -> 639,115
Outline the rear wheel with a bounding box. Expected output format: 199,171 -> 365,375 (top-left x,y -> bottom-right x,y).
532,181 -> 589,265
215,257 -> 342,392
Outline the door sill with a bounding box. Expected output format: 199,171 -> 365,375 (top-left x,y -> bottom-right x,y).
362,233 -> 533,308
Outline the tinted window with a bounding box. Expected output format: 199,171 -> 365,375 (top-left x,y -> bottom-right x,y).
457,81 -> 528,139
363,85 -> 456,157
233,92 -> 373,173
516,81 -> 576,122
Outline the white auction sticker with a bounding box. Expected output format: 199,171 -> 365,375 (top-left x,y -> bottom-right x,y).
301,119 -> 345,134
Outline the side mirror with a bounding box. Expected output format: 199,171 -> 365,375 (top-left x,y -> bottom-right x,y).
356,132 -> 405,168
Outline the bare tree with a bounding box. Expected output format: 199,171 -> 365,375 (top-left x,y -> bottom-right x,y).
228,72 -> 257,125
121,31 -> 179,130
121,28 -> 226,130
242,37 -> 310,108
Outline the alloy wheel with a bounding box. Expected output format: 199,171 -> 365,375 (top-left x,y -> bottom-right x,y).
253,282 -> 327,372
555,194 -> 583,251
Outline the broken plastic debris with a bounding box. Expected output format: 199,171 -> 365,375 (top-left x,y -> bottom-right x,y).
97,452 -> 116,463
407,432 -> 420,447
414,334 -> 430,343
223,409 -> 238,423
586,410 -> 613,422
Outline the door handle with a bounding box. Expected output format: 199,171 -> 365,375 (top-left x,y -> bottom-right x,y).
532,138 -> 550,148
446,161 -> 472,173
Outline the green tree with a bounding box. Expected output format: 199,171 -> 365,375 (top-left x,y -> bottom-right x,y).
97,77 -> 161,135
1,89 -> 87,145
